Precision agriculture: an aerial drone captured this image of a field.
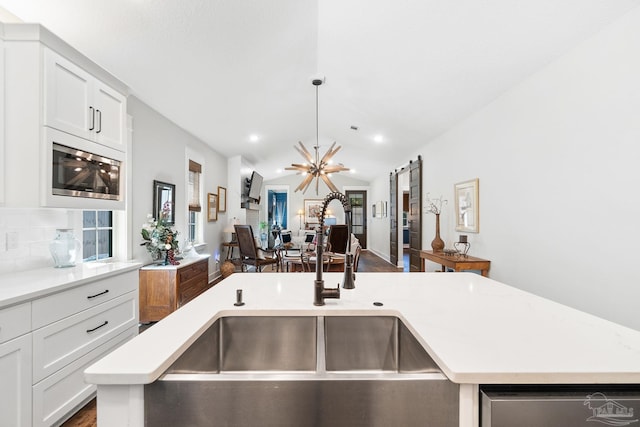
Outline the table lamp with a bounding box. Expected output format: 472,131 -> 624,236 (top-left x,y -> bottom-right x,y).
225,217 -> 240,242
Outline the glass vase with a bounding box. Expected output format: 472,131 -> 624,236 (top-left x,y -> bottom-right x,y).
50,228 -> 81,268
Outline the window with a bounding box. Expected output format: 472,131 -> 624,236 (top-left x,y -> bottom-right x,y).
82,210 -> 113,261
188,159 -> 202,242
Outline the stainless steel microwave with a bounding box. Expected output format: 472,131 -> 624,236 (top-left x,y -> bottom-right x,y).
52,143 -> 121,200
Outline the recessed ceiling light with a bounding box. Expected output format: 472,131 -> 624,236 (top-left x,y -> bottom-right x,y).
249,134 -> 259,143
374,135 -> 383,143
275,168 -> 283,174
350,169 -> 356,174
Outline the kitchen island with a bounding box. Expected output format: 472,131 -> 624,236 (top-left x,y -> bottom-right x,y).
85,272 -> 640,427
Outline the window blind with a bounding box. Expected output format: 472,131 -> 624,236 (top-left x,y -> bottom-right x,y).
188,160 -> 202,212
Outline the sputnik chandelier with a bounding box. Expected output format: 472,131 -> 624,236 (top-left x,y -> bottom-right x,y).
286,78 -> 349,194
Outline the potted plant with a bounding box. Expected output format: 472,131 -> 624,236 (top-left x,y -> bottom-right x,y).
259,221 -> 268,249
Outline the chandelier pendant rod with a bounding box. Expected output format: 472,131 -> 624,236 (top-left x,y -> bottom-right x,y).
315,83 -> 320,166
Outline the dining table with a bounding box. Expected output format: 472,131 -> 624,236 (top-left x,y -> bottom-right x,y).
281,251 -> 345,272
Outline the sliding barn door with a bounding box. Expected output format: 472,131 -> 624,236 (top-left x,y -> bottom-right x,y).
389,172 -> 398,267
408,157 -> 422,272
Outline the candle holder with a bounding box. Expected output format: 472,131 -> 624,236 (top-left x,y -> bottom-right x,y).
454,235 -> 470,257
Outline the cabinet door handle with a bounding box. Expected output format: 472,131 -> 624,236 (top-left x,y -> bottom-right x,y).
86,320 -> 108,333
89,106 -> 95,131
87,289 -> 109,299
96,109 -> 102,133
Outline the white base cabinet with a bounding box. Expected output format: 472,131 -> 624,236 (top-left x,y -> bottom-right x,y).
0,334 -> 32,427
33,328 -> 136,427
0,267 -> 139,427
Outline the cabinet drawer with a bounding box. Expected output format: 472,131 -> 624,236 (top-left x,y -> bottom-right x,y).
177,259 -> 208,282
32,292 -> 137,383
32,270 -> 137,329
0,302 -> 31,344
32,326 -> 136,427
178,280 -> 208,307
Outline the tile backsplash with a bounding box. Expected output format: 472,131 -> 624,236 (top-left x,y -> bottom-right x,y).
0,208 -> 82,275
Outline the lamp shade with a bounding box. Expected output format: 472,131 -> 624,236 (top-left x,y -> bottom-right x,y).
224,217 -> 240,233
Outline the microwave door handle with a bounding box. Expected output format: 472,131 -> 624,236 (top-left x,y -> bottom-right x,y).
89,106 -> 95,131
96,109 -> 102,134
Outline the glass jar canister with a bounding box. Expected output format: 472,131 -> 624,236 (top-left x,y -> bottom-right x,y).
49,228 -> 81,268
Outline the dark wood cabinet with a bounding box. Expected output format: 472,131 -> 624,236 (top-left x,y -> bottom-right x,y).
139,256 -> 210,322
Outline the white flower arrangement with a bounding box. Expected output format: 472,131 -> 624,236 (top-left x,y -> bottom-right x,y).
140,207 -> 179,261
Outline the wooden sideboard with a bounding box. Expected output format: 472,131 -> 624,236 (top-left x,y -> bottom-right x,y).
419,250 -> 491,277
139,255 -> 210,323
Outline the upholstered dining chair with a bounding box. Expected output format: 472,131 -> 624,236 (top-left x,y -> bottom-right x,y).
326,224 -> 349,254
234,225 -> 280,272
353,245 -> 362,272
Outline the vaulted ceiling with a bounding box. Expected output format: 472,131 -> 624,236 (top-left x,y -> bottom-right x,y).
1,0 -> 639,181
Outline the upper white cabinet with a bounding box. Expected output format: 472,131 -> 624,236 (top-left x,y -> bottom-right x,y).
0,38 -> 5,205
1,23 -> 129,208
44,48 -> 126,151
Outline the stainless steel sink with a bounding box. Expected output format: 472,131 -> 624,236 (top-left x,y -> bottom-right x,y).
145,315 -> 459,427
167,315 -> 317,373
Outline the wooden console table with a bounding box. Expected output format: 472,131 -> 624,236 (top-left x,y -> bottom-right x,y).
419,250 -> 491,277
139,255 -> 210,322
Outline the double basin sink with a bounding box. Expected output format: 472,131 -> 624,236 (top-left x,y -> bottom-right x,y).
145,315 -> 459,426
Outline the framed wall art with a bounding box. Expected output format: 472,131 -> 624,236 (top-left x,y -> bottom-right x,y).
217,186 -> 227,212
208,193 -> 218,222
153,180 -> 175,225
454,178 -> 479,233
304,199 -> 323,224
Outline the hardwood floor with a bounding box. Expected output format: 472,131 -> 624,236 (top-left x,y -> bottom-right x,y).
61,398 -> 96,427
63,249 -> 401,426
357,248 -> 403,272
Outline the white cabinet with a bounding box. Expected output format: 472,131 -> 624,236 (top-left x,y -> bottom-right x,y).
32,328 -> 135,427
0,302 -> 33,427
1,23 -> 129,208
29,270 -> 139,426
0,38 -> 5,205
0,267 -> 139,427
0,334 -> 32,427
44,48 -> 126,152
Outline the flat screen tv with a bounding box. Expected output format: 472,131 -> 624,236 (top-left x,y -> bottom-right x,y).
247,171 -> 263,201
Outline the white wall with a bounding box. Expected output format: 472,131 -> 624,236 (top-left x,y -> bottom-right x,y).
370,7 -> 640,330
129,97 -> 228,280
367,173 -> 391,260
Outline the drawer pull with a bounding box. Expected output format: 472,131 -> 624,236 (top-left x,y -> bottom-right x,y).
86,321 -> 109,333
87,289 -> 109,299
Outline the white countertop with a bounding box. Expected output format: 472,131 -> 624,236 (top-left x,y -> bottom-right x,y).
85,272 -> 640,385
139,253 -> 209,271
0,260 -> 143,308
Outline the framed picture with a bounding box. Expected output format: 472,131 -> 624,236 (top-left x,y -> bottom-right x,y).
217,186 -> 227,212
304,199 -> 323,223
208,193 -> 218,222
454,178 -> 479,233
153,180 -> 175,225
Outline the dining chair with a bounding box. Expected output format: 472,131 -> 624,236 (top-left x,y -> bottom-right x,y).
353,245 -> 362,272
234,224 -> 280,272
300,251 -> 332,272
326,224 -> 349,254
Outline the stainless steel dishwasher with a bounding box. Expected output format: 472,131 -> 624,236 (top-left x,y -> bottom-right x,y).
481,385 -> 640,427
